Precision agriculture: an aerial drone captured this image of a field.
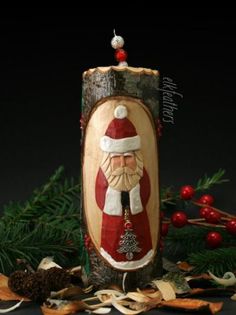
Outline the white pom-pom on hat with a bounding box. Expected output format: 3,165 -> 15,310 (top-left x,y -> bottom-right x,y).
114,105 -> 127,119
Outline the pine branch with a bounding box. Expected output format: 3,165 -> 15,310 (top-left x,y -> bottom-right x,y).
0,166 -> 84,275
195,169 -> 229,192
1,168 -> 80,226
1,166 -> 64,223
188,247 -> 236,276
164,225 -> 236,261
0,220 -> 83,275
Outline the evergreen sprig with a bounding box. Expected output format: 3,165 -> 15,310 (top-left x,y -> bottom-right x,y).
161,169 -> 228,207
1,166 -> 80,226
164,225 -> 236,275
0,221 -> 78,274
188,247 -> 236,276
0,166 -> 85,275
195,169 -> 229,192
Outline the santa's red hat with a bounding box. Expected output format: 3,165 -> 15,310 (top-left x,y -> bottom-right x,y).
100,105 -> 141,153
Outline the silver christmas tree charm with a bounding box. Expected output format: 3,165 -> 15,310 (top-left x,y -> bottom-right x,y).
117,227 -> 141,260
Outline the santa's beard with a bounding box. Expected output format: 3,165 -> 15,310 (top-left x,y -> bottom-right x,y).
101,151 -> 143,192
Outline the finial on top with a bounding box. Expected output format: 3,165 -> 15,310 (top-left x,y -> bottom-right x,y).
111,30 -> 128,67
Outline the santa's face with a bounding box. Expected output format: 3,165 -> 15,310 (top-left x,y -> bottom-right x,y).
101,150 -> 143,192
110,152 -> 137,174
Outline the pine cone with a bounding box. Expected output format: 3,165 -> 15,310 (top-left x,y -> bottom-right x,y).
8,270 -> 28,295
22,271 -> 50,302
44,267 -> 71,291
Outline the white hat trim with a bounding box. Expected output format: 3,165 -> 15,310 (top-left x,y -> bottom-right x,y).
100,135 -> 141,153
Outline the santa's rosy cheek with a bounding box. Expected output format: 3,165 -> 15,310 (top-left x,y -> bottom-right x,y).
125,156 -> 136,170
111,157 -> 122,170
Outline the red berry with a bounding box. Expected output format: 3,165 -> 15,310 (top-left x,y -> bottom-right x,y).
171,211 -> 188,228
161,223 -> 169,236
226,219 -> 236,235
205,210 -> 221,224
198,194 -> 214,205
206,231 -> 222,248
180,185 -> 195,200
199,206 -> 212,218
115,49 -> 128,62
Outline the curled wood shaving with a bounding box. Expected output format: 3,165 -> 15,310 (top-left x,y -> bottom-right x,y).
38,257 -> 62,270
50,287 -> 83,299
111,297 -> 147,315
86,307 -> 111,314
125,292 -> 150,303
208,271 -> 236,287
94,289 -> 124,297
160,298 -> 223,314
122,272 -> 127,292
177,261 -> 194,272
84,285 -> 94,293
0,299 -> 23,313
231,293 -> 236,301
152,280 -> 176,301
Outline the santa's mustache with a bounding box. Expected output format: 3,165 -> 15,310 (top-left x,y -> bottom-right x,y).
111,167 -> 136,176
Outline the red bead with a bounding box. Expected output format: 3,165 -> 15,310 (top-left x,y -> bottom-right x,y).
226,219 -> 236,235
80,115 -> 86,129
160,211 -> 166,220
156,119 -> 163,137
199,206 -> 212,218
115,49 -> 128,62
159,239 -> 164,252
180,185 -> 195,200
205,210 -> 221,224
161,223 -> 169,236
124,221 -> 133,230
157,127 -> 162,137
206,231 -> 222,248
84,234 -> 93,250
198,194 -> 214,205
171,211 -> 188,228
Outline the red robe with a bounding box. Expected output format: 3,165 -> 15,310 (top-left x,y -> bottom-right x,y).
95,168 -> 153,270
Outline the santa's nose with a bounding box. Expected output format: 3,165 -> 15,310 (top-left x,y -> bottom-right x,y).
120,155 -> 125,167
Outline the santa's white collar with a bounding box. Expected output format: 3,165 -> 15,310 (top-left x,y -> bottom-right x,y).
103,184 -> 143,216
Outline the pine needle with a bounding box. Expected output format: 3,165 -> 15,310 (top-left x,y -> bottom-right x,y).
195,169 -> 229,191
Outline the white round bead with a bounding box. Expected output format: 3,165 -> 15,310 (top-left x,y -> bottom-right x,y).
114,105 -> 127,119
111,35 -> 124,49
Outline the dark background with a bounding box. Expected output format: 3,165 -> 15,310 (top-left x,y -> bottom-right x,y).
0,12 -> 236,213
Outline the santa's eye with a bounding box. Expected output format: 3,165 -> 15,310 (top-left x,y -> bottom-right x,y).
124,152 -> 134,157
110,153 -> 122,158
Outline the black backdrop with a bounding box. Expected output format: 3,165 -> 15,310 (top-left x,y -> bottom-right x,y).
0,12 -> 236,213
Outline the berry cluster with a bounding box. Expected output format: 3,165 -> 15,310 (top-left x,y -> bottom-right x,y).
161,185 -> 236,249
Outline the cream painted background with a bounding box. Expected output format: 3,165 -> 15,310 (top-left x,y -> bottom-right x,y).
83,96 -> 160,254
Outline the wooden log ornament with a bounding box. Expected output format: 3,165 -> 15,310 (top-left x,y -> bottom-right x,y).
81,33 -> 162,290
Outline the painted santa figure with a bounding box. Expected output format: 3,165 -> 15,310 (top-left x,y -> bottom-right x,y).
95,104 -> 154,270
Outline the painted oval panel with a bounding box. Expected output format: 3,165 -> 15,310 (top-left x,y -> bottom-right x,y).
83,96 -> 160,271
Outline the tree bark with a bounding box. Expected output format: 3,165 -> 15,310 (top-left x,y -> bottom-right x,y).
81,66 -> 162,291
